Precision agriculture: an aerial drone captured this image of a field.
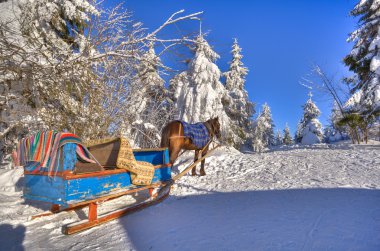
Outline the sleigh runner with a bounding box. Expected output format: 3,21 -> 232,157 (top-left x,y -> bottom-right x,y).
17,130 -> 220,234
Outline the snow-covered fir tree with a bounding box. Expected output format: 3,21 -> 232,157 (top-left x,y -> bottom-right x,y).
252,103 -> 275,152
344,0 -> 380,116
283,124 -> 293,145
224,39 -> 248,91
0,0 -> 99,166
127,44 -> 169,147
275,130 -> 283,146
222,39 -> 255,149
295,93 -> 324,144
170,35 -> 233,142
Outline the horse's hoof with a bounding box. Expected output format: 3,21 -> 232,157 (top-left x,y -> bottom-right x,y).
200,172 -> 206,176
191,172 -> 197,176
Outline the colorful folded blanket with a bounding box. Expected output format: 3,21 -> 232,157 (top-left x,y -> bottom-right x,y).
16,131 -> 95,175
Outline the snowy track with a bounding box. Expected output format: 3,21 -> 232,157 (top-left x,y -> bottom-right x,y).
0,142 -> 379,250
173,143 -> 380,194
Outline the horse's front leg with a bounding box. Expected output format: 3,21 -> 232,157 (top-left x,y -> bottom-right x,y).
169,146 -> 181,167
192,150 -> 199,176
199,148 -> 209,176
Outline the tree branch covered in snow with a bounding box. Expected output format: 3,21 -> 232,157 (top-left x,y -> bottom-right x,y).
0,0 -> 202,164
344,0 -> 380,116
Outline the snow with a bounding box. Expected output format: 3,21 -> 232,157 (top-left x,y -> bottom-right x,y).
0,168 -> 23,192
343,89 -> 363,112
301,128 -> 321,144
301,119 -> 323,145
0,0 -> 20,24
1,142 -> 380,250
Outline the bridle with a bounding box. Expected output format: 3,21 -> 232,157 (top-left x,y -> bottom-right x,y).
204,120 -> 218,139
202,121 -> 210,137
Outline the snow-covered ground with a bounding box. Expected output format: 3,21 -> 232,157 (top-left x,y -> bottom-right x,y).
0,141 -> 380,250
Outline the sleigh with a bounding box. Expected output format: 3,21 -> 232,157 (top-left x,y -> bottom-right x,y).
22,137 -> 172,234
20,132 -> 220,235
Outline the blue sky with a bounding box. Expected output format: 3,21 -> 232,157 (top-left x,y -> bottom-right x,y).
108,0 -> 358,133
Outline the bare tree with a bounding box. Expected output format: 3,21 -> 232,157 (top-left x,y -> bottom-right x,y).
302,65 -> 369,144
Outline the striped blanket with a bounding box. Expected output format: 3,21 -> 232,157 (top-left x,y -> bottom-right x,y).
15,131 -> 95,175
180,121 -> 210,148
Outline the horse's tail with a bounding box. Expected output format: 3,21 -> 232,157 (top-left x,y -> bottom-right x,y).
160,123 -> 171,148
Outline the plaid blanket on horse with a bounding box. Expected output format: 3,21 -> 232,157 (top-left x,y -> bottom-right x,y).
180,121 -> 210,148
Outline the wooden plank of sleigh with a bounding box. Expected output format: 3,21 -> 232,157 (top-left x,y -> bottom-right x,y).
63,183 -> 172,235
30,183 -> 164,220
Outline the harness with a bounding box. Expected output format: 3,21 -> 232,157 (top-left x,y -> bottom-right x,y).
168,121 -> 219,159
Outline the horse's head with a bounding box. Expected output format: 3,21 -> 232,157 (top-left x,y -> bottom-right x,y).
210,117 -> 221,140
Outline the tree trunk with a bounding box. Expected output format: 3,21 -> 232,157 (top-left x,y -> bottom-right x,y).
349,127 -> 355,144
353,126 -> 361,144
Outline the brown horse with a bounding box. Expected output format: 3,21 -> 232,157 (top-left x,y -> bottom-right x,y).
160,117 -> 221,176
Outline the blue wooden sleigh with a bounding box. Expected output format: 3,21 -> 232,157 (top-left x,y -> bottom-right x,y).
23,140 -> 173,234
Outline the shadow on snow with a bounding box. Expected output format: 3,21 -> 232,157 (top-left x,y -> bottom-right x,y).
0,224 -> 26,251
120,188 -> 380,251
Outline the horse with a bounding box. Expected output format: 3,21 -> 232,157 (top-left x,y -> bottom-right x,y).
160,117 -> 221,176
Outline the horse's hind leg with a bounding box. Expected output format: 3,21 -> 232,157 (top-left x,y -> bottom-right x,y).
199,159 -> 206,176
192,150 -> 199,176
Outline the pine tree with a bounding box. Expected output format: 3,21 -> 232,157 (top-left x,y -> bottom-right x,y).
170,35 -> 232,141
224,39 -> 249,91
261,103 -> 275,146
127,44 -> 168,147
223,39 -> 255,149
283,124 -> 293,145
344,0 -> 380,115
252,103 -> 275,152
296,93 -> 324,144
252,126 -> 265,152
275,130 -> 283,146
